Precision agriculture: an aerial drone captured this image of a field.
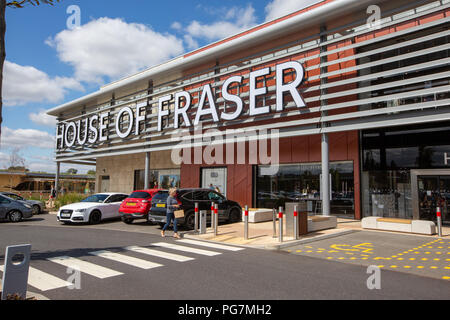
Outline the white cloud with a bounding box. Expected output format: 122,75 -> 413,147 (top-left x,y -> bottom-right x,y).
171,21 -> 182,31
29,109 -> 57,127
1,127 -> 55,149
46,17 -> 185,84
184,5 -> 257,42
265,0 -> 321,21
183,35 -> 199,50
3,61 -> 83,107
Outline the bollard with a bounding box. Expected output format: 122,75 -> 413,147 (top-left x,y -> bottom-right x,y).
211,202 -> 215,229
199,210 -> 207,235
244,206 -> 249,240
194,203 -> 199,233
279,206 -> 284,243
1,244 -> 32,300
437,207 -> 443,238
273,208 -> 277,238
294,205 -> 299,240
214,204 -> 219,237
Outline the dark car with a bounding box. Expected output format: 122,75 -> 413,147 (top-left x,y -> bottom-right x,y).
0,192 -> 44,215
148,188 -> 242,229
119,189 -> 161,224
0,194 -> 34,222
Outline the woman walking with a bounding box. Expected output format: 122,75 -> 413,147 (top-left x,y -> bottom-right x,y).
161,188 -> 181,239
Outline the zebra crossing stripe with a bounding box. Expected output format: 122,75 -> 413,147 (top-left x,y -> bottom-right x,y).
0,265 -> 72,292
89,250 -> 163,270
177,239 -> 244,252
151,242 -> 221,256
47,256 -> 123,279
125,246 -> 195,262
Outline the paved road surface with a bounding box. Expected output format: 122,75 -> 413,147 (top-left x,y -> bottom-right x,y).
0,223 -> 449,300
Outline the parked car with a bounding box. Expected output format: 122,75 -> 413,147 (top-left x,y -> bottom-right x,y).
0,192 -> 44,215
57,193 -> 129,225
119,189 -> 161,224
148,188 -> 242,229
0,194 -> 33,223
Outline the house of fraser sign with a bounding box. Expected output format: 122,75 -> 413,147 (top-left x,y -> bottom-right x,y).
56,61 -> 306,151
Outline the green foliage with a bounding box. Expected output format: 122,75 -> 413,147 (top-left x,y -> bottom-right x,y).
55,193 -> 86,210
7,0 -> 61,8
66,168 -> 78,175
87,170 -> 96,176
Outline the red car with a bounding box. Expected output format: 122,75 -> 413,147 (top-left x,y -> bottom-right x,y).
119,189 -> 161,224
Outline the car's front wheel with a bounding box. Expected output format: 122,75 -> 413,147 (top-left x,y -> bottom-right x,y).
184,211 -> 195,230
228,208 -> 242,223
89,210 -> 102,225
32,205 -> 41,215
8,210 -> 23,223
122,216 -> 133,225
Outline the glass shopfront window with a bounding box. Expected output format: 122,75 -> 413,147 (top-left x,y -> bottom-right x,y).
362,121 -> 450,219
361,170 -> 412,219
134,169 -> 180,190
256,161 -> 355,217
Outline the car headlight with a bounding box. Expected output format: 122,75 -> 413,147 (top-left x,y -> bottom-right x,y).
75,209 -> 87,213
23,204 -> 32,209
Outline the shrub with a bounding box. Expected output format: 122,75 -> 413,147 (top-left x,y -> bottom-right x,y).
55,193 -> 86,210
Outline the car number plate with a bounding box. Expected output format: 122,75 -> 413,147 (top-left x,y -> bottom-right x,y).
156,204 -> 166,208
61,213 -> 71,218
127,203 -> 137,206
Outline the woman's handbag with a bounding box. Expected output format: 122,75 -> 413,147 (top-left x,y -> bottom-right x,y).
174,210 -> 185,219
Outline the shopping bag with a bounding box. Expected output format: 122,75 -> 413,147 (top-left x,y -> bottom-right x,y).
174,210 -> 185,219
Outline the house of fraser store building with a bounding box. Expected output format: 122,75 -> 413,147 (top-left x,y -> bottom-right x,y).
47,0 -> 450,225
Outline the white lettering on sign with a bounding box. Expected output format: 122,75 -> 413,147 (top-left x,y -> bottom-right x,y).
445,153 -> 450,166
56,61 -> 306,150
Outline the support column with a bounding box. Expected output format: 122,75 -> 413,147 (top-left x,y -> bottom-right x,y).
320,24 -> 330,217
55,162 -> 60,198
144,152 -> 150,189
321,134 -> 330,216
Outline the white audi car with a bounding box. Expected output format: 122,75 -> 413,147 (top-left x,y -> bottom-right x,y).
57,193 -> 129,225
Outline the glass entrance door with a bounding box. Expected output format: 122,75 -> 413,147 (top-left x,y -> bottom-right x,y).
438,176 -> 450,225
418,175 -> 450,225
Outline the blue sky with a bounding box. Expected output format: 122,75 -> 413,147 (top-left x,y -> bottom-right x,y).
0,0 -> 319,173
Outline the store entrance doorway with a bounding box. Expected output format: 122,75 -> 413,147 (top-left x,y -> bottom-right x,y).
411,170 -> 450,225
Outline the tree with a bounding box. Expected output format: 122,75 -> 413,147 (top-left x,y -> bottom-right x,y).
0,0 -> 61,141
7,147 -> 27,171
66,168 -> 78,175
87,170 -> 96,176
